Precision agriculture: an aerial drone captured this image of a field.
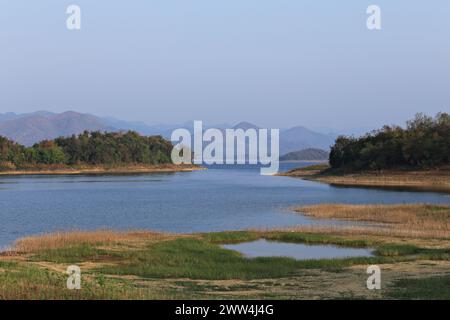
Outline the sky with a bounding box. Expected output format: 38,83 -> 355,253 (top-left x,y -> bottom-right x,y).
1,0 -> 449,131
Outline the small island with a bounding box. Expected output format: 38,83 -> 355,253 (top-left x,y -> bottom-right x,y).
0,131 -> 200,175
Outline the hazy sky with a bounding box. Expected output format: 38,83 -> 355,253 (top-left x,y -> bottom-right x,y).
1,0 -> 449,130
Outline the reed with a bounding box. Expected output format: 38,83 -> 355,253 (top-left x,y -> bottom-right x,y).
295,204 -> 450,238
282,165 -> 450,193
13,230 -> 175,253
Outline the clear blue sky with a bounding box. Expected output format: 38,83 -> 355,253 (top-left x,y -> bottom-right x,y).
1,0 -> 449,130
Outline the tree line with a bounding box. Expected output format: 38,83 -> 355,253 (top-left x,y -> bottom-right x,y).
329,112 -> 450,171
0,131 -> 173,169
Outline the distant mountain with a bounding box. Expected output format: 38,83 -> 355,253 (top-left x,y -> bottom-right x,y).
0,111 -> 56,123
99,117 -> 171,136
214,121 -> 335,157
0,111 -> 115,146
279,126 -> 336,154
225,122 -> 336,153
0,111 -> 338,152
280,148 -> 329,161
0,112 -> 21,123
233,121 -> 260,131
0,111 -> 209,145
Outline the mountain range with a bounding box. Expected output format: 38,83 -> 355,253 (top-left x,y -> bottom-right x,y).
0,111 -> 337,153
0,111 -> 115,146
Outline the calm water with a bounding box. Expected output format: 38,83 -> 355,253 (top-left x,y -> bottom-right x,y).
222,239 -> 374,260
0,162 -> 449,248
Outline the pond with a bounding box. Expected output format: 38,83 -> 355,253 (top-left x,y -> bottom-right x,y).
222,239 -> 374,260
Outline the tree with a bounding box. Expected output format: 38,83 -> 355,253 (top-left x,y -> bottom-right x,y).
0,130 -> 174,170
329,113 -> 450,170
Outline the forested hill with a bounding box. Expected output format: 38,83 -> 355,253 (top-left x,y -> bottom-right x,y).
0,131 -> 173,170
329,112 -> 450,171
280,148 -> 329,161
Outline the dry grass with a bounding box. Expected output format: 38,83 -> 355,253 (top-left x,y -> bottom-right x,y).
279,164 -> 330,177
313,172 -> 450,192
282,166 -> 450,193
0,164 -> 203,176
3,226 -> 450,299
294,204 -> 450,239
12,230 -> 179,253
270,225 -> 450,247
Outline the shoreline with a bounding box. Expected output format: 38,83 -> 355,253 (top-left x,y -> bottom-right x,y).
2,201 -> 450,299
280,160 -> 329,163
0,164 -> 204,176
3,203 -> 449,252
280,165 -> 450,193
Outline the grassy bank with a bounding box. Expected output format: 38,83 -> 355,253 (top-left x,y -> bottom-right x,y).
280,164 -> 450,193
295,204 -> 450,239
2,222 -> 450,299
0,164 -> 202,176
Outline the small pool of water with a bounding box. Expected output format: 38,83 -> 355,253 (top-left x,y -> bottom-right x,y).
222,239 -> 374,260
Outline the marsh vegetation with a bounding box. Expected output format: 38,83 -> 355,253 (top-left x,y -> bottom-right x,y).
2,209 -> 450,300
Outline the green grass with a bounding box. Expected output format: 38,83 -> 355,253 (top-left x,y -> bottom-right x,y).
375,244 -> 450,260
201,231 -> 261,244
99,236 -> 449,280
0,259 -> 186,299
30,243 -> 118,264
374,244 -> 422,257
264,231 -> 374,248
0,261 -> 125,299
101,238 -> 302,280
386,275 -> 450,300
202,231 -> 375,248
0,260 -> 19,269
28,231 -> 450,281
296,164 -> 330,171
4,230 -> 450,299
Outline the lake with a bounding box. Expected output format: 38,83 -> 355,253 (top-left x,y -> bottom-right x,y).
1,162 -> 449,248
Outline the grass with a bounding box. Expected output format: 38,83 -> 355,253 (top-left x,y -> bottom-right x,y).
374,244 -> 422,257
201,231 -> 261,244
292,164 -> 330,171
101,238 -> 303,280
23,231 -> 448,279
278,164 -> 329,177
0,260 -> 184,299
13,230 -> 175,253
295,204 -> 450,238
30,243 -> 115,264
2,227 -> 450,299
264,231 -> 374,248
202,230 -> 379,248
0,164 -> 202,176
0,261 -> 128,299
282,165 -> 450,193
386,275 -> 450,300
